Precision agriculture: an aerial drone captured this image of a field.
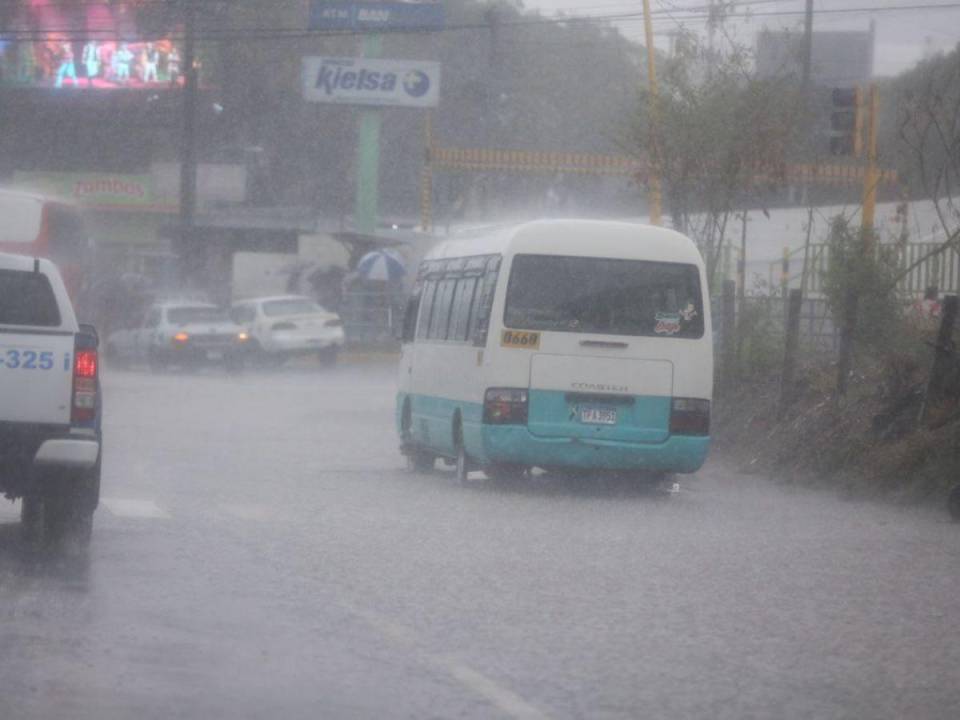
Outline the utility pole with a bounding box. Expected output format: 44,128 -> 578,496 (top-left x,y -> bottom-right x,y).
801,0 -> 814,89
420,111 -> 434,233
861,83 -> 879,241
178,0 -> 199,286
641,0 -> 662,226
836,83 -> 878,398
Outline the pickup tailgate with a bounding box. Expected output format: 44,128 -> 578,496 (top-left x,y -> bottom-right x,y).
0,333 -> 74,425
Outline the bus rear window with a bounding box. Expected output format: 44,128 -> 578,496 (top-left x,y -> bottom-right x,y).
0,269 -> 62,327
504,254 -> 704,339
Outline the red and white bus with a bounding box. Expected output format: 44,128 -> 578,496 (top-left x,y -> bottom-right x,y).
0,189 -> 89,301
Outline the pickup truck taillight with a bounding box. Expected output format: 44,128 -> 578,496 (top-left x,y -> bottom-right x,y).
72,348 -> 98,424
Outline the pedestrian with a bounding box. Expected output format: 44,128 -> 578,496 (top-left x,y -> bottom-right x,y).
54,43 -> 78,88
114,43 -> 133,84
82,41 -> 100,86
142,43 -> 159,84
166,46 -> 180,86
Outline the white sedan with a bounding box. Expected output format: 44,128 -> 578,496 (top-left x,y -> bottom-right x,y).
106,301 -> 249,371
231,296 -> 345,366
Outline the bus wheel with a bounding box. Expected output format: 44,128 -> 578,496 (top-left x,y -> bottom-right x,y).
455,443 -> 470,485
452,416 -> 471,485
948,485 -> 960,522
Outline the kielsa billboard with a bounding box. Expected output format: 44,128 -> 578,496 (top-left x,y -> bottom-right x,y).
303,57 -> 440,108
0,0 -> 208,91
309,1 -> 445,32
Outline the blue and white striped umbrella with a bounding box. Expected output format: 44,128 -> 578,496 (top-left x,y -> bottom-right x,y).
356,249 -> 406,282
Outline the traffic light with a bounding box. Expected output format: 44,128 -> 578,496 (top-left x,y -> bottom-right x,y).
829,87 -> 863,157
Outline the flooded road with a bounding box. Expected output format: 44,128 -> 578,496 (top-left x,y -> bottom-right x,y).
2,364 -> 960,719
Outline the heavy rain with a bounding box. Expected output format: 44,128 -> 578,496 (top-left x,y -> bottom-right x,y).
2,1 -> 960,719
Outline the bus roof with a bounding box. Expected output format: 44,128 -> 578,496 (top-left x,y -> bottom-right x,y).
425,219 -> 704,267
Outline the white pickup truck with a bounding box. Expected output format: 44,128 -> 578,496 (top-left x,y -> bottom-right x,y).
0,252 -> 102,546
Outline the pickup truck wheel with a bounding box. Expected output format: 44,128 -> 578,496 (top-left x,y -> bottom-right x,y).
43,460 -> 99,548
20,493 -> 43,544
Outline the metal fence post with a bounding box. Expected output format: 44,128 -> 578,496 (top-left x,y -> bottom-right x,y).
919,295 -> 959,425
781,289 -> 803,415
722,279 -> 737,390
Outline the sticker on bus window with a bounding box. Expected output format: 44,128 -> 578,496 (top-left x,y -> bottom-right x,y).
654,312 -> 682,335
501,330 -> 541,349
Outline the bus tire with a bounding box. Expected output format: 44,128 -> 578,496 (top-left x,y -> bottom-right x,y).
455,442 -> 469,485
453,417 -> 471,485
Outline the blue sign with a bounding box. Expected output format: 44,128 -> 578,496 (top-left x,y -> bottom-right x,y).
310,1 -> 446,31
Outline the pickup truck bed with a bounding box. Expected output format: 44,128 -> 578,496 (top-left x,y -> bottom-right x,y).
0,253 -> 102,546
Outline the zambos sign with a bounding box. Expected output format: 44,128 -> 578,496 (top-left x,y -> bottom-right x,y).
13,171 -> 159,209
302,57 -> 440,108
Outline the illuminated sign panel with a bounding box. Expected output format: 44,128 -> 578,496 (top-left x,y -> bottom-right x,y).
0,1 -> 210,90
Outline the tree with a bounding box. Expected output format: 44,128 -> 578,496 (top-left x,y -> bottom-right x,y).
892,45 -> 960,285
627,30 -> 801,286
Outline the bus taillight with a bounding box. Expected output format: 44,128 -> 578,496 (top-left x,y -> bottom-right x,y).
669,398 -> 710,436
483,388 -> 529,425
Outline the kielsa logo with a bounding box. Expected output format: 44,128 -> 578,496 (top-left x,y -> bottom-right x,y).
315,60 -> 430,99
73,177 -> 146,200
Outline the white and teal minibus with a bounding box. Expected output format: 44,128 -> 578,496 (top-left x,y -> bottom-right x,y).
396,219 -> 713,482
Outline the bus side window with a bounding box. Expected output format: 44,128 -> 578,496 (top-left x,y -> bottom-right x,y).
428,278 -> 457,341
416,280 -> 438,340
471,257 -> 501,347
401,284 -> 421,343
449,277 -> 478,342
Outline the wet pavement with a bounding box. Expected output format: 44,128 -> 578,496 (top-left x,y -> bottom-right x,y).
2,364 -> 960,719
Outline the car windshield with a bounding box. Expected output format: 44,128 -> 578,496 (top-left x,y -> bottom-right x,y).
167,307 -> 228,324
504,254 -> 704,338
262,299 -> 323,316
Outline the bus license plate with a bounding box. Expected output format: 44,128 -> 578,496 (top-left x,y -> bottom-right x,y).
580,406 -> 617,425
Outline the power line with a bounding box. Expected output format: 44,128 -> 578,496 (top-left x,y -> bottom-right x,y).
0,1 -> 957,42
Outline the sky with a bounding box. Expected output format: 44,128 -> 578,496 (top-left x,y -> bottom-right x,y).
520,0 -> 960,77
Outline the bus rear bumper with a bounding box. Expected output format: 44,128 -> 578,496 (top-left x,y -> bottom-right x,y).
480,426 -> 710,474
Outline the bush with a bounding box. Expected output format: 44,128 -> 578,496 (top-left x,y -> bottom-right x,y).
820,215 -> 909,353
